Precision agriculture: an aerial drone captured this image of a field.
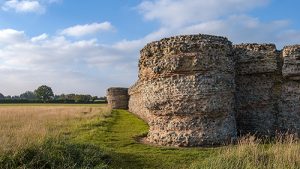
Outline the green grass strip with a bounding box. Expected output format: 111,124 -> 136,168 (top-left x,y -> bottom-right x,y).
72,109 -> 215,169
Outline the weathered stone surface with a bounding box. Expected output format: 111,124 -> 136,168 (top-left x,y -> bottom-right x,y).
129,34 -> 237,146
280,81 -> 300,135
282,45 -> 300,80
128,81 -> 150,122
107,87 -> 129,109
234,44 -> 282,136
120,34 -> 300,147
234,44 -> 280,75
279,45 -> 300,135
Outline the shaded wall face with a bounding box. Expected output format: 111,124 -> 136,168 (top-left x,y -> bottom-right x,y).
130,35 -> 237,146
280,45 -> 300,135
234,44 -> 282,136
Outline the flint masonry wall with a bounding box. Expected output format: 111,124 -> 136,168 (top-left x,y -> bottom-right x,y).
108,34 -> 300,147
129,35 -> 237,146
128,81 -> 150,121
107,87 -> 129,109
280,45 -> 300,135
234,44 -> 282,136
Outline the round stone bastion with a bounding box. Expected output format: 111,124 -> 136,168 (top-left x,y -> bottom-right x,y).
107,87 -> 129,109
129,34 -> 237,146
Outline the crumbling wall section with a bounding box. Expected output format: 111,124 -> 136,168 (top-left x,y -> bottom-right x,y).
234,44 -> 282,136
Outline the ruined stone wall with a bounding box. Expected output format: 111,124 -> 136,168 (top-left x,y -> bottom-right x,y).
234,44 -> 282,136
280,45 -> 300,135
128,81 -> 150,122
107,87 -> 129,109
129,34 -> 237,146
115,33 -> 300,147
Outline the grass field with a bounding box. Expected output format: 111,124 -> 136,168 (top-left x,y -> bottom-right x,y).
0,104 -> 299,169
0,104 -> 111,168
0,104 -> 109,154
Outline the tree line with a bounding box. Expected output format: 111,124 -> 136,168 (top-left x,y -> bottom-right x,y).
0,85 -> 107,104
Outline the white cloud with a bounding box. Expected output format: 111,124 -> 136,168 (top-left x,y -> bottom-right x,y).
1,0 -> 60,13
276,30 -> 300,47
2,0 -> 300,96
2,0 -> 44,13
0,28 -> 137,96
31,33 -> 48,42
177,15 -> 291,48
136,0 -> 300,49
138,0 -> 269,27
60,22 -> 114,37
0,29 -> 26,45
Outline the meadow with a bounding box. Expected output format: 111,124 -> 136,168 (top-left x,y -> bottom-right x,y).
0,104 -> 299,169
0,104 -> 111,168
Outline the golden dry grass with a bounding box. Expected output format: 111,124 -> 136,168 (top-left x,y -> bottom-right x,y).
191,134 -> 300,169
0,104 -> 110,155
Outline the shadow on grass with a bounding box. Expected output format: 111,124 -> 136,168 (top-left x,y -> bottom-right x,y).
108,151 -> 157,169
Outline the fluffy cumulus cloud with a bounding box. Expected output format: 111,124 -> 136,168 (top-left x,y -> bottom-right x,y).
1,0 -> 59,13
60,22 -> 114,37
2,0 -> 300,96
0,27 -> 139,96
138,0 -> 269,27
176,15 -> 292,47
0,29 -> 26,45
137,0 -> 300,48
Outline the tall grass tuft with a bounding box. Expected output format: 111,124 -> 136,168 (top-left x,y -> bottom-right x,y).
191,134 -> 300,169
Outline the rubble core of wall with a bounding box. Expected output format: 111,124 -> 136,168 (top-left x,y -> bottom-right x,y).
280,45 -> 300,135
234,44 -> 282,136
129,34 -> 237,146
107,87 -> 129,109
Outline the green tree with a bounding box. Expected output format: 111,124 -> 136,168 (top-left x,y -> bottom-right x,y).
34,85 -> 54,102
20,91 -> 37,100
0,93 -> 4,100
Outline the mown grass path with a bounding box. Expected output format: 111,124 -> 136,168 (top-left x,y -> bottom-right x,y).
73,110 -> 215,169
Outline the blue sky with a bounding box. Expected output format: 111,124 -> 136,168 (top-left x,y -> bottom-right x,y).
0,0 -> 300,96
